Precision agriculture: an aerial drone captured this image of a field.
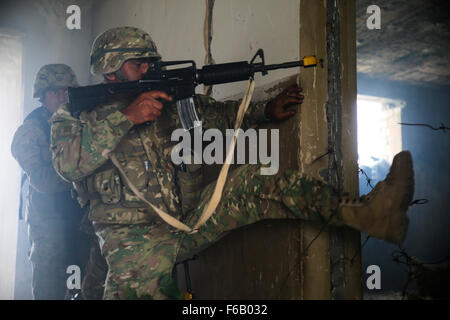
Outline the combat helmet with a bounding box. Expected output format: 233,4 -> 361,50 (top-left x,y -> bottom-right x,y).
90,26 -> 161,75
33,64 -> 78,98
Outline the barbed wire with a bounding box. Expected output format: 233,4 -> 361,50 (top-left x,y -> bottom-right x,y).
358,168 -> 375,190
311,148 -> 334,164
330,235 -> 372,269
392,247 -> 450,300
275,215 -> 371,299
279,166 -> 430,297
392,248 -> 415,300
409,199 -> 429,205
399,122 -> 449,132
184,162 -> 432,298
274,164 -> 431,298
358,167 -> 428,207
275,211 -> 337,299
358,168 -> 439,299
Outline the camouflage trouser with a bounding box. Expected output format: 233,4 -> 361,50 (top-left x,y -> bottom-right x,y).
28,212 -> 89,300
94,164 -> 341,299
81,236 -> 108,300
79,212 -> 108,300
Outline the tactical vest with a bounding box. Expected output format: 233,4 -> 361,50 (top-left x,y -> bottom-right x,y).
21,106 -> 80,219
18,107 -> 48,219
25,106 -> 51,139
73,100 -> 204,225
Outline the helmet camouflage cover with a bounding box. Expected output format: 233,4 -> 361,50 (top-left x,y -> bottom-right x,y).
33,64 -> 78,98
90,26 -> 161,75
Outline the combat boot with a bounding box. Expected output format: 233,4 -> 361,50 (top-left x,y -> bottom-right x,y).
339,151 -> 414,245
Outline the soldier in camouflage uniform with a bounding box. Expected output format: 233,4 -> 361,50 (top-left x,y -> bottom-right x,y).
11,64 -> 93,299
50,27 -> 415,299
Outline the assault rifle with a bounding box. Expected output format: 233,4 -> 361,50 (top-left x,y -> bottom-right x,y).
68,49 -> 322,130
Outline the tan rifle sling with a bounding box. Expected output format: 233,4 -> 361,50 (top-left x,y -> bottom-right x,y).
109,79 -> 255,234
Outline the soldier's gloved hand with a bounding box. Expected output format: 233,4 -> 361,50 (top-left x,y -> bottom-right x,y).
121,90 -> 172,125
264,84 -> 304,121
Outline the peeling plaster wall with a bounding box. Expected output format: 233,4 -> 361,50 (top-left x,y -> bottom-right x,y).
208,0 -> 300,99
91,0 -> 300,99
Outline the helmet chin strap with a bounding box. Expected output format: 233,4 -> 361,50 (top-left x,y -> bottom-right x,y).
114,69 -> 129,82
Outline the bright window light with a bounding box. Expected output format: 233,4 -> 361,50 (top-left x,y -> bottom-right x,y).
357,95 -> 405,169
0,33 -> 23,299
357,98 -> 390,168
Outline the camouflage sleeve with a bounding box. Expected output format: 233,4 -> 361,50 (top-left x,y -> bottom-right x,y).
194,94 -> 269,132
50,103 -> 134,182
11,118 -> 72,193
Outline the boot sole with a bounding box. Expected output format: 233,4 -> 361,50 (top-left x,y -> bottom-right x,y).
387,151 -> 415,244
390,151 -> 415,210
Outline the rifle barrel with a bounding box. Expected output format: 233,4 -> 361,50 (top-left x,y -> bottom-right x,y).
263,60 -> 305,71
